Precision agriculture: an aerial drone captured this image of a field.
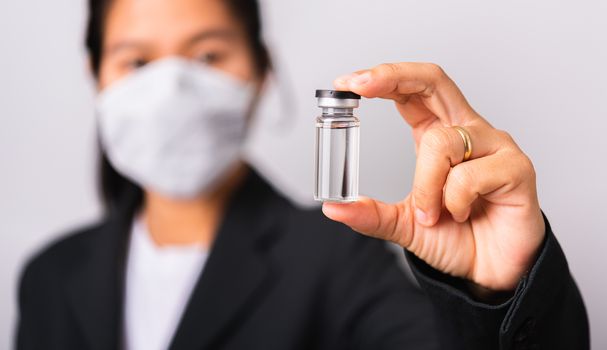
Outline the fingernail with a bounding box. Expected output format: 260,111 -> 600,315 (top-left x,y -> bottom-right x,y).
322,203 -> 337,218
335,73 -> 355,85
351,72 -> 371,86
415,208 -> 431,226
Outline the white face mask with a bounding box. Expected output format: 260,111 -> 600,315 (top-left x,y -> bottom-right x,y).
96,57 -> 255,198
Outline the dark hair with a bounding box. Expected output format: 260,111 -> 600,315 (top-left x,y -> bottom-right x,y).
85,0 -> 270,213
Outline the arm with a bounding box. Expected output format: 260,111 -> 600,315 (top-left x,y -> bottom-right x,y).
321,62 -> 589,348
407,214 -> 589,349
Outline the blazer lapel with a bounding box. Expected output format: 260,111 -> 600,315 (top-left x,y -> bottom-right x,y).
62,168 -> 284,350
64,208 -> 133,350
169,169 -> 285,350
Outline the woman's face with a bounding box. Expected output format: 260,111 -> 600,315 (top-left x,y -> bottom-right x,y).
97,0 -> 258,89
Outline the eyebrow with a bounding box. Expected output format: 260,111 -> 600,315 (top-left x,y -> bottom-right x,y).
105,29 -> 238,55
186,29 -> 237,47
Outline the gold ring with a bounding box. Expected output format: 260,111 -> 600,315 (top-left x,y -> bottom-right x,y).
452,126 -> 472,162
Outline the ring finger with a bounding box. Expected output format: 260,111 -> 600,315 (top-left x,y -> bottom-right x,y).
411,123 -> 503,226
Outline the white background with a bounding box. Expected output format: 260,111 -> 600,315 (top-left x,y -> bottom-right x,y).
1,0 -> 606,348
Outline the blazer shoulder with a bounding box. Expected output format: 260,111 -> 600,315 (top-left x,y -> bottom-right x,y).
19,219 -> 111,288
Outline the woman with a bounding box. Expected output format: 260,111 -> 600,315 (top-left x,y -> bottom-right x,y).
17,0 -> 588,349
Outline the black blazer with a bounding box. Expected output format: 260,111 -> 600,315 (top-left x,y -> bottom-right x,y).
16,169 -> 589,349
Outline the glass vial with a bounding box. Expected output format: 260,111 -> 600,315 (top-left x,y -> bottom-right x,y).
314,90 -> 361,202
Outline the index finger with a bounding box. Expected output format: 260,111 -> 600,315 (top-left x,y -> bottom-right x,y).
334,62 -> 477,126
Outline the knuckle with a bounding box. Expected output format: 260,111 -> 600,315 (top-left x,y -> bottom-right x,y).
425,63 -> 446,79
493,129 -> 537,182
421,128 -> 453,155
495,129 -> 515,145
413,184 -> 434,203
500,146 -> 535,184
412,184 -> 442,211
445,167 -> 473,208
374,62 -> 400,78
518,153 -> 536,182
449,166 -> 474,193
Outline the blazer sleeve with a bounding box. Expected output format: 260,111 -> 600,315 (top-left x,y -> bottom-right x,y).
405,213 -> 590,349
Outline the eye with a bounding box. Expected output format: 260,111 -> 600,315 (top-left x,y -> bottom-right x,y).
125,58 -> 148,70
195,51 -> 222,65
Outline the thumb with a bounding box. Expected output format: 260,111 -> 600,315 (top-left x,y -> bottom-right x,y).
322,196 -> 411,247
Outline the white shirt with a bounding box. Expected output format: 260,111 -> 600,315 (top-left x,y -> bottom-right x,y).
124,217 -> 209,350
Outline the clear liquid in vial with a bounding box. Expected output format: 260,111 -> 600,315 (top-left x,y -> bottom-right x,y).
314,118 -> 359,202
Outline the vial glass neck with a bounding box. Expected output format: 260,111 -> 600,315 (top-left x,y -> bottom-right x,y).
321,107 -> 354,115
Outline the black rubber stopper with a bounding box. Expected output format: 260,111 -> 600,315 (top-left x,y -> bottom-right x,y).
315,90 -> 361,99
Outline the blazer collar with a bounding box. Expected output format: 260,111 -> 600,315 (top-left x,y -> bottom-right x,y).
65,167 -> 286,350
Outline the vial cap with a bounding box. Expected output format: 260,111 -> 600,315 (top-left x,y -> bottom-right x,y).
315,90 -> 361,99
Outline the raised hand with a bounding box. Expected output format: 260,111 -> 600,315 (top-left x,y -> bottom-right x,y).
323,63 -> 545,291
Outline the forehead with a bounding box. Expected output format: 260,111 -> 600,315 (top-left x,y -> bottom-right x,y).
103,0 -> 238,46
